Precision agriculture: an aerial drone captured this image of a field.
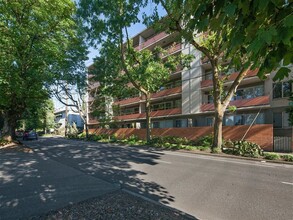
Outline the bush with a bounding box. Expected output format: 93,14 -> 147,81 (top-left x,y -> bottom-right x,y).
127,135 -> 139,142
194,135 -> 213,148
223,140 -> 263,158
149,136 -> 189,148
264,153 -> 280,160
78,132 -> 86,139
281,154 -> 293,162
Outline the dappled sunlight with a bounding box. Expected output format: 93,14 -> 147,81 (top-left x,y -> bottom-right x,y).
30,137 -> 177,205
1,147 -> 109,219
0,170 -> 14,184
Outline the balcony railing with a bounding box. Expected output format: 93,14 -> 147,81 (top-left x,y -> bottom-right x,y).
151,86 -> 182,99
201,95 -> 270,112
135,32 -> 169,50
114,108 -> 182,121
113,96 -> 141,106
112,86 -> 182,107
201,69 -> 259,88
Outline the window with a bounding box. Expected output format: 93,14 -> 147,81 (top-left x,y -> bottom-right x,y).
206,117 -> 214,126
232,85 -> 264,101
273,82 -> 292,99
223,113 -> 264,126
204,70 -> 213,80
174,99 -> 182,108
175,120 -> 181,127
165,102 -> 172,109
207,94 -> 213,103
153,121 -> 160,128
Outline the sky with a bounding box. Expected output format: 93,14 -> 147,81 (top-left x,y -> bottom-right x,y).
54,3 -> 166,110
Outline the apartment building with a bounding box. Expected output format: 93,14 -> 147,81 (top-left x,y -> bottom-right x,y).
87,26 -> 292,137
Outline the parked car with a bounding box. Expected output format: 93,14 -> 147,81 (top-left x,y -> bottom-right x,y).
16,130 -> 24,137
23,130 -> 38,140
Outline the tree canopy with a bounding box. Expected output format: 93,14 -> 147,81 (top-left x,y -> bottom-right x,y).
0,0 -> 87,140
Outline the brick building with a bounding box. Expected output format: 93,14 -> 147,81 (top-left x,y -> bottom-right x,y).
87,26 -> 292,148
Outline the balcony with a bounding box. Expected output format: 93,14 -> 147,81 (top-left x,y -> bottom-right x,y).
151,86 -> 182,99
162,43 -> 181,57
135,32 -> 169,50
113,97 -> 141,106
114,108 -> 182,121
201,95 -> 270,112
113,86 -> 182,107
201,69 -> 259,88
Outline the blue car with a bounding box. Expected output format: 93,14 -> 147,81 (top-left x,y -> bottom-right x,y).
23,130 -> 38,140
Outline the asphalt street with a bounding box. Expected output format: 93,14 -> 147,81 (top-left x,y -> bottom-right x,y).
1,137 -> 293,220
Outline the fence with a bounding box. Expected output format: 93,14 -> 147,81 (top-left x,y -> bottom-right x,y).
89,124 -> 274,151
274,136 -> 292,153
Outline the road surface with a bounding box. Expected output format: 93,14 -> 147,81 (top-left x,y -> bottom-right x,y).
2,137 -> 293,219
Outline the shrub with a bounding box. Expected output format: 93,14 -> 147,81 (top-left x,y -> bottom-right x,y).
281,154 -> 293,162
127,135 -> 139,142
194,135 -> 213,148
78,132 -> 86,139
89,134 -> 102,141
223,140 -> 263,158
197,146 -> 210,151
149,136 -> 190,148
109,134 -> 118,143
264,153 -> 280,160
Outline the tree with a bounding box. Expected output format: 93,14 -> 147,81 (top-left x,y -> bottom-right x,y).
54,81 -> 89,139
78,0 -> 191,142
145,0 -> 293,152
0,0 -> 85,141
21,99 -> 55,133
92,40 -> 187,141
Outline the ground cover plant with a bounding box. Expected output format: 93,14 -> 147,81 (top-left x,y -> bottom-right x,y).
67,132 -> 292,162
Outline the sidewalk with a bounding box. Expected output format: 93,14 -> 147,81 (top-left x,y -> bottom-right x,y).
0,147 -> 118,220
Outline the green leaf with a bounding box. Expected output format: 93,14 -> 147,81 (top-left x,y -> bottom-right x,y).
283,52 -> 293,66
273,67 -> 291,81
283,14 -> 293,27
224,4 -> 236,16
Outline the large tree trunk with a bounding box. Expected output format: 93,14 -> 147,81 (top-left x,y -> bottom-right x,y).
212,106 -> 224,153
145,94 -> 151,143
2,113 -> 17,141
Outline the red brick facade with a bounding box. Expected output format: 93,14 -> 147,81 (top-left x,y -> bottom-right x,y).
89,124 -> 273,151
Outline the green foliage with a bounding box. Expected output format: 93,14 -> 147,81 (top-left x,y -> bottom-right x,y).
78,0 -> 192,142
0,0 -> 87,139
149,136 -> 189,148
263,153 -> 280,160
193,135 -> 213,148
21,99 -> 55,131
223,140 -> 263,158
281,154 -> 293,162
78,132 -> 87,139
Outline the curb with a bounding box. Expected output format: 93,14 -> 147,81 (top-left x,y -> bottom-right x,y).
175,149 -> 293,165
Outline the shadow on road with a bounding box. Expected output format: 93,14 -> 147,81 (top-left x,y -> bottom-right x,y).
34,137 -> 177,205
